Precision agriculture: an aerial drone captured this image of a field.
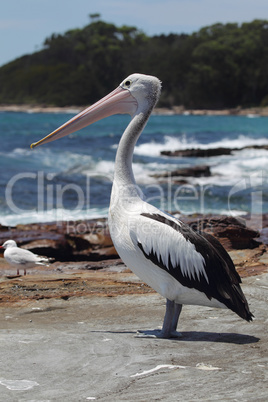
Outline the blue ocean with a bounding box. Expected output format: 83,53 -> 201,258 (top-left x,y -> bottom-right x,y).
0,111 -> 268,226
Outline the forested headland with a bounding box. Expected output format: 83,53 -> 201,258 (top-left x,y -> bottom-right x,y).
0,18 -> 268,109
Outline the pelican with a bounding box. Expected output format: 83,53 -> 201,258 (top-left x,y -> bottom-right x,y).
31,74 -> 253,337
0,240 -> 51,275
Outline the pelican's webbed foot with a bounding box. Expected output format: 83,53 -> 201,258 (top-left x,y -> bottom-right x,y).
135,329 -> 182,339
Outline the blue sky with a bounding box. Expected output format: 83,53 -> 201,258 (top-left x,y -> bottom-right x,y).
1,0 -> 267,66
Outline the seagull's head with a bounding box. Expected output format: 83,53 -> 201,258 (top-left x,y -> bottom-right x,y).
1,240 -> 17,249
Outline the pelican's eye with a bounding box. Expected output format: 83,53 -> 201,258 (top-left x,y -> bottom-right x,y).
123,79 -> 132,89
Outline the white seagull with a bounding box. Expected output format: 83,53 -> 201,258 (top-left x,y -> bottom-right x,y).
0,240 -> 51,276
31,73 -> 253,337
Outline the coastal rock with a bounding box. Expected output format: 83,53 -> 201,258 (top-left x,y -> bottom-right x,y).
0,219 -> 117,262
229,246 -> 268,277
161,148 -> 233,157
182,215 -> 260,250
152,165 -> 211,178
66,230 -> 118,260
161,144 -> 268,158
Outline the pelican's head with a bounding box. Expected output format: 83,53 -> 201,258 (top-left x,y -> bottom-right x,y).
1,240 -> 17,249
30,74 -> 161,149
119,74 -> 161,113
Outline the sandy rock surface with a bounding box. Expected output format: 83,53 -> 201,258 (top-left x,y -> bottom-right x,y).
0,270 -> 267,401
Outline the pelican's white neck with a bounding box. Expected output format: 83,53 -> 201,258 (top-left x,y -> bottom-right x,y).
114,112 -> 146,183
111,74 -> 161,201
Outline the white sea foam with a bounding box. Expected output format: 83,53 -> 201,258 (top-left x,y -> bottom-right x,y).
132,162 -> 163,184
0,207 -> 109,226
205,134 -> 268,150
247,114 -> 260,118
82,160 -> 114,179
81,159 -> 178,184
134,134 -> 268,157
47,151 -> 93,173
7,147 -> 33,157
211,150 -> 268,177
135,135 -> 192,156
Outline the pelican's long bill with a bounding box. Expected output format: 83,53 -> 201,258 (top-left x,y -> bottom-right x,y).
31,86 -> 138,148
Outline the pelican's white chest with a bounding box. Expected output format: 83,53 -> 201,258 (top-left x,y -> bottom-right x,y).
108,183 -> 143,256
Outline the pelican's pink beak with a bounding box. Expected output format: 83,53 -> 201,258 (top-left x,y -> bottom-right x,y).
31,86 -> 138,148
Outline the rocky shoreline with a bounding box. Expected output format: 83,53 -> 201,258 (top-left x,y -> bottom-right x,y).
0,213 -> 267,305
1,104 -> 268,116
1,213 -> 267,275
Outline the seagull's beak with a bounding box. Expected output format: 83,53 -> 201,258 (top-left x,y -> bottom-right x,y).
31,86 -> 138,148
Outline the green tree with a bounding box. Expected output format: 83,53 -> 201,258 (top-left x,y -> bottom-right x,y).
0,18 -> 267,108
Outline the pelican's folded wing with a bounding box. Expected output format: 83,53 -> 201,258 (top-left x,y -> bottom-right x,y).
129,212 -> 244,305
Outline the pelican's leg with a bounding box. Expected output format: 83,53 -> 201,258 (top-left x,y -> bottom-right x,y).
17,269 -> 19,275
158,299 -> 176,338
136,299 -> 181,339
24,269 -> 26,276
170,303 -> 182,337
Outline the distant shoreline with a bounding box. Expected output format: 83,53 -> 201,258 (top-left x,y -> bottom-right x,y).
1,104 -> 268,116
